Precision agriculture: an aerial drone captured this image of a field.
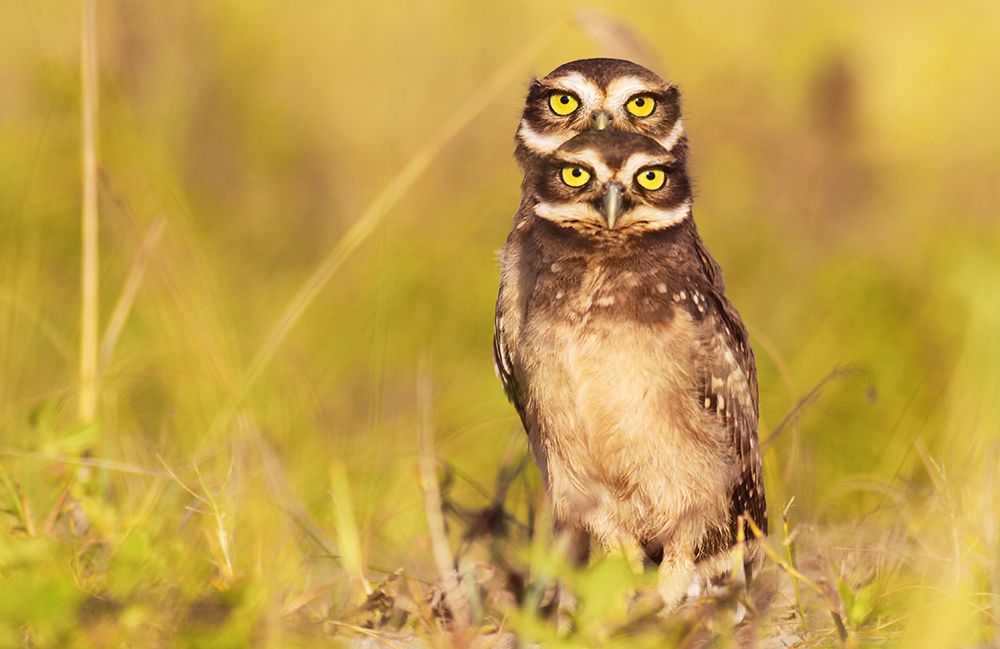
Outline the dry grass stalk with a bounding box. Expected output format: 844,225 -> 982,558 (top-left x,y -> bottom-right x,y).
100,217 -> 166,370
417,356 -> 471,633
0,466 -> 35,536
79,0 -> 100,423
783,498 -> 806,624
0,447 -> 166,477
41,480 -> 73,536
157,455 -> 235,584
573,9 -> 658,68
0,288 -> 73,361
746,516 -> 848,642
330,461 -> 372,598
207,25 -> 559,437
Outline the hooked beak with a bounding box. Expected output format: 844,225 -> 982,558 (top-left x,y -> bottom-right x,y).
602,184 -> 623,229
593,112 -> 610,130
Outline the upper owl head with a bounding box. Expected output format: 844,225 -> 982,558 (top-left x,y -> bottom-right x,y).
515,58 -> 686,170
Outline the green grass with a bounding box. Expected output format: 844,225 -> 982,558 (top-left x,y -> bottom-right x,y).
1,1 -> 999,647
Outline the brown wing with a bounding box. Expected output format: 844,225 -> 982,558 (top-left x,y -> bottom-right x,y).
492,289 -> 520,413
492,210 -> 540,432
691,223 -> 727,293
493,278 -> 539,442
693,286 -> 768,562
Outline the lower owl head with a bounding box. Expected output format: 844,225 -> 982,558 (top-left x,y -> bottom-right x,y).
515,58 -> 686,169
531,130 -> 692,232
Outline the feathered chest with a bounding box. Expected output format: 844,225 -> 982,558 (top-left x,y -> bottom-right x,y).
523,229 -> 708,330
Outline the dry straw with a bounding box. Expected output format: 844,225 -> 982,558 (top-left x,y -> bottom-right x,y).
207,25 -> 560,438
79,0 -> 100,423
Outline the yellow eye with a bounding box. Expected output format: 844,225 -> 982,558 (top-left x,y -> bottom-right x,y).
636,167 -> 666,190
626,95 -> 656,117
561,165 -> 592,187
548,92 -> 580,116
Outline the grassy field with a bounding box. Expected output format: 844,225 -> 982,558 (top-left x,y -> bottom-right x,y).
1,1 -> 999,647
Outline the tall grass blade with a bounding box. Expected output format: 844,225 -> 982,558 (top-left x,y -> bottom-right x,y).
208,26 -> 558,436
330,460 -> 371,599
78,0 -> 100,423
99,218 -> 166,370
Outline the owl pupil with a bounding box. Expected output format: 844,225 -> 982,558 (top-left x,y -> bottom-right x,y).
572,168 -> 582,177
560,95 -> 570,104
635,98 -> 645,107
646,171 -> 655,180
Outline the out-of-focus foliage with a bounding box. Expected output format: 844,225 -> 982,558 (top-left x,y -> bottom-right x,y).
0,1 -> 998,646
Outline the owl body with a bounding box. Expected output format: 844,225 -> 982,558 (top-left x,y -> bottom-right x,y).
500,217 -> 737,560
495,123 -> 766,604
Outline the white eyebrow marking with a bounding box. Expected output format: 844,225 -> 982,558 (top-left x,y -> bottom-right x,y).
618,199 -> 691,230
559,148 -> 613,182
517,119 -> 573,154
657,117 -> 686,152
534,201 -> 603,224
617,152 -> 673,185
546,72 -> 603,109
604,76 -> 665,112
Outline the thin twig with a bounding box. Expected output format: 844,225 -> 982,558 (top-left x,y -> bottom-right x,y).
762,365 -> 867,452
157,455 -> 236,582
192,459 -> 235,582
155,455 -> 211,505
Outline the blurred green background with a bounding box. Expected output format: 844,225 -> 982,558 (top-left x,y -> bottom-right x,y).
1,1 -> 998,646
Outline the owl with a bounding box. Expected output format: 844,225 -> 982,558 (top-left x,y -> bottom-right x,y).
493,129 -> 767,608
514,58 -> 686,174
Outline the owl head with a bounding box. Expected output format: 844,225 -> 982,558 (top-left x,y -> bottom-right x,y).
529,130 -> 692,233
515,58 -> 686,171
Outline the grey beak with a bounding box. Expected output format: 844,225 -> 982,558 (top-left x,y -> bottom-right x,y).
593,112 -> 611,130
602,184 -> 623,228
